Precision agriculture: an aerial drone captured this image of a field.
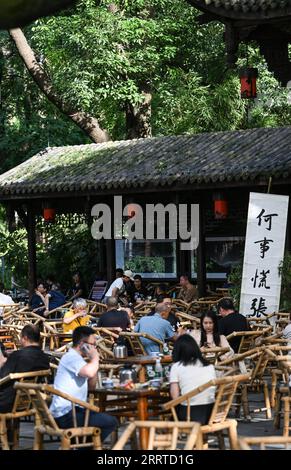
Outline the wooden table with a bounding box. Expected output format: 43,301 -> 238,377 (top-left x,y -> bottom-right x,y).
101,355 -> 172,382
92,387 -> 169,448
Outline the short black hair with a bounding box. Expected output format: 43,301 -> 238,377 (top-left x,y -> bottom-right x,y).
133,275 -> 142,281
73,326 -> 95,346
157,284 -> 167,293
172,334 -> 209,366
156,294 -> 171,304
217,298 -> 234,311
116,268 -> 124,275
21,324 -> 41,343
36,280 -> 48,290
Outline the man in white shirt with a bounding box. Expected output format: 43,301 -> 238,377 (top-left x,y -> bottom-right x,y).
104,269 -> 134,303
50,326 -> 118,441
0,283 -> 14,315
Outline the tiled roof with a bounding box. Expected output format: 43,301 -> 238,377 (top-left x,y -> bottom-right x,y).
0,126 -> 291,197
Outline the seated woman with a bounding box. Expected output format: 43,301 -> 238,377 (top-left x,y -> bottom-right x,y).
63,298 -> 91,333
170,334 -> 216,424
191,310 -> 234,361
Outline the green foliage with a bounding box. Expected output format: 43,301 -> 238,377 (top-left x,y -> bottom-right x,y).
125,255 -> 165,274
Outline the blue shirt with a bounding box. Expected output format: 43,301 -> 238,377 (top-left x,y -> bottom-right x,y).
48,290 -> 66,311
134,313 -> 174,354
50,348 -> 87,418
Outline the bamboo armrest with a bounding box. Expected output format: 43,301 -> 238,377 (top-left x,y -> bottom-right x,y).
45,303 -> 71,316
13,382 -> 100,413
0,369 -> 51,386
162,373 -> 250,410
226,331 -> 264,340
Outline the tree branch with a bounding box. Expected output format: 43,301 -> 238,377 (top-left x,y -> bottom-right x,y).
9,28 -> 110,143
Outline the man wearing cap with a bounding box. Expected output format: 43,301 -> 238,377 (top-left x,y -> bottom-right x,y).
104,270 -> 134,304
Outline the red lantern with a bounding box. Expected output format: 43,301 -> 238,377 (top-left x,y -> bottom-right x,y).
239,67 -> 258,99
213,193 -> 228,219
126,203 -> 140,218
43,207 -> 55,223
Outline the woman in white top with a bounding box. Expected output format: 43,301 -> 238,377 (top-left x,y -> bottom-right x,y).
191,310 -> 234,360
170,334 -> 216,424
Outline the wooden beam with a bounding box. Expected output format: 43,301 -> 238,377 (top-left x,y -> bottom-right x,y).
197,199 -> 207,297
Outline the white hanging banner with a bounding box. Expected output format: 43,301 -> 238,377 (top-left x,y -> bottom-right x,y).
240,192 -> 289,318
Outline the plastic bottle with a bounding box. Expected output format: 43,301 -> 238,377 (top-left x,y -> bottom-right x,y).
155,357 -> 163,380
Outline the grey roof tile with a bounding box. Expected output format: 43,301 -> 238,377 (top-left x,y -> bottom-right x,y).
0,127 -> 291,196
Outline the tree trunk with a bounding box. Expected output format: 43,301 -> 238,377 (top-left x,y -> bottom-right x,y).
0,0 -> 77,29
9,28 -> 110,143
125,86 -> 152,139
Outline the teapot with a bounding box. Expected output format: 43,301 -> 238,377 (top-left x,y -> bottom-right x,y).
119,365 -> 137,384
113,343 -> 128,359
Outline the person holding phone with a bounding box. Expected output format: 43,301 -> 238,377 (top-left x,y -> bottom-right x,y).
50,326 -> 118,442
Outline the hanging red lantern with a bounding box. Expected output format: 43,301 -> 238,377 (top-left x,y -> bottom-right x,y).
43,207 -> 56,223
213,193 -> 228,219
239,67 -> 258,99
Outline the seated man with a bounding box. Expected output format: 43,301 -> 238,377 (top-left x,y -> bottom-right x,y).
134,303 -> 178,354
0,324 -> 50,413
177,275 -> 198,303
217,298 -> 248,353
148,295 -> 179,331
98,297 -> 130,330
131,275 -> 149,303
29,281 -> 47,316
50,326 -> 118,441
63,298 -> 91,333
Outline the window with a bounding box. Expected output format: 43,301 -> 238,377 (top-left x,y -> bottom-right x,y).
116,239 -> 177,278
191,237 -> 245,279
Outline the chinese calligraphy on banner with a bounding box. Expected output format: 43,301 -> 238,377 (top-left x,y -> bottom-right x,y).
240,192 -> 289,319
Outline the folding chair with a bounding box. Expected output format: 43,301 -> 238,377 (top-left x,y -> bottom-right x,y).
89,281 -> 108,303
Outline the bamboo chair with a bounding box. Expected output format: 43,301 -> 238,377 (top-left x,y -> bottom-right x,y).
200,346 -> 231,364
282,397 -> 291,437
237,436 -> 291,450
119,331 -> 163,355
113,421 -> 202,450
174,311 -> 201,328
13,382 -> 102,450
0,369 -> 51,450
226,330 -> 271,354
161,374 -> 249,449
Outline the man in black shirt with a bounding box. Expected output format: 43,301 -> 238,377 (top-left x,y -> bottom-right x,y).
217,298 -> 248,353
98,297 -> 130,330
29,281 -> 47,316
131,275 -> 149,303
0,324 -> 50,412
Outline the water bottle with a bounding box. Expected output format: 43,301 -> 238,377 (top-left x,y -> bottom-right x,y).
155,357 -> 163,380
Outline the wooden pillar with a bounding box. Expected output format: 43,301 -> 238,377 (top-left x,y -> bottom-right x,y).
105,238 -> 115,283
197,199 -> 206,297
27,206 -> 37,298
105,197 -> 116,283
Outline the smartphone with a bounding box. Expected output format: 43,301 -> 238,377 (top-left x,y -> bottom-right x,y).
80,343 -> 91,355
